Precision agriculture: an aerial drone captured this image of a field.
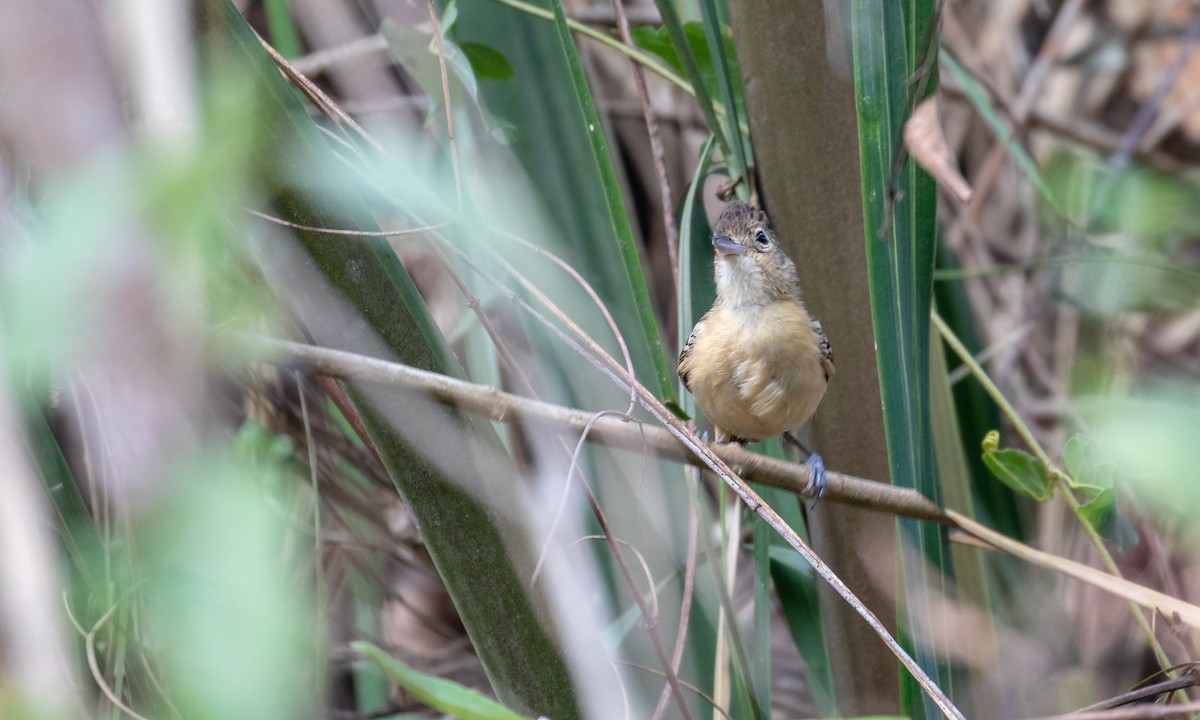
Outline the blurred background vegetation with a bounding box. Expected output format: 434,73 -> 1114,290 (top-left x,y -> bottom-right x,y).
2,0 -> 1199,719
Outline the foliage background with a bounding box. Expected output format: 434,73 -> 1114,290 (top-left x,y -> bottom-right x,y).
1,0 -> 1199,719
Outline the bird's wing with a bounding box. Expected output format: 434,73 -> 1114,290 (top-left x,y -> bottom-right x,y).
677,307 -> 714,393
812,319 -> 835,380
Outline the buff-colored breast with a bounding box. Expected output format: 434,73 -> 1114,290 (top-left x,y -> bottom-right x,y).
680,300 -> 830,442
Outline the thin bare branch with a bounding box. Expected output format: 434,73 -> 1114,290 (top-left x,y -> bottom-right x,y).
1020,700 -> 1200,720
607,0 -> 680,297
1077,670 -> 1200,713
950,513 -> 1200,630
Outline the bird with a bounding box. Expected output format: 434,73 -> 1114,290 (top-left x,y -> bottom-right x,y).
677,200 -> 834,499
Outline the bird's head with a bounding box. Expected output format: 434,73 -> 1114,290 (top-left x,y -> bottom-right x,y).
710,201 -> 801,307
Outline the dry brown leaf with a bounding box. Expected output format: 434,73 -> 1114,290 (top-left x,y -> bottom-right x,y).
904,96 -> 974,204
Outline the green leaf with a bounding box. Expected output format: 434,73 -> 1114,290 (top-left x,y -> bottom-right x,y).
694,3 -> 748,196
460,41 -> 516,81
981,448 -> 1052,501
354,642 -> 532,720
1063,434 -> 1137,548
676,135 -> 717,418
1077,487 -> 1116,533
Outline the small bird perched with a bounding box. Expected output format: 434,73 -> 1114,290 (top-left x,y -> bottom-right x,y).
678,201 -> 834,498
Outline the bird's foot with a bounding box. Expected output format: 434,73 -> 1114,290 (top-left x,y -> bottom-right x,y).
803,453 -> 826,505
783,432 -> 825,503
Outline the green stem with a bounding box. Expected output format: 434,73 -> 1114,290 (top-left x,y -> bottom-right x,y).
932,309 -> 1173,675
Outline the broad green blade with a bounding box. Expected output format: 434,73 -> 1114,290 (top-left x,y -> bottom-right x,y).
697,0 -> 748,196
676,135 -> 717,416
849,2 -> 963,717
217,5 -> 581,718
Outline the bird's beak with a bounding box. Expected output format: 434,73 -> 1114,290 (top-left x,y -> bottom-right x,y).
712,235 -> 746,257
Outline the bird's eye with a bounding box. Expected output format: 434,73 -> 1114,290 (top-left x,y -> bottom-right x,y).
754,229 -> 770,247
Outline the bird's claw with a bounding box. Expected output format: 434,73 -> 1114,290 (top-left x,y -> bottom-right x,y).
804,452 -> 826,505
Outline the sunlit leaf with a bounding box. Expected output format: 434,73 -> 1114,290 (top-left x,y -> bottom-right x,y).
354,642 -> 532,720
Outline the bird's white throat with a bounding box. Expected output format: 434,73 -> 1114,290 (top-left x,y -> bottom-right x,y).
716,255 -> 772,308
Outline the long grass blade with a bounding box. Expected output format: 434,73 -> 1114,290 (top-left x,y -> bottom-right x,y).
650,0 -> 730,160
849,1 -> 962,717
696,0 -> 748,198
676,135 -> 717,416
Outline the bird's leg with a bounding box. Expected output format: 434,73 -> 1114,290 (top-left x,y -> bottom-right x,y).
783,431 -> 826,503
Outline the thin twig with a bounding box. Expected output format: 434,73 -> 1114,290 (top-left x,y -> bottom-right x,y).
1077,670 -> 1200,713
425,0 -> 462,208
501,230 -> 638,412
607,0 -> 680,298
74,596 -> 150,720
1019,700 -> 1200,720
247,208 -> 446,237
564,534 -> 660,624
621,661 -> 734,720
572,439 -> 694,720
531,409 -> 637,585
